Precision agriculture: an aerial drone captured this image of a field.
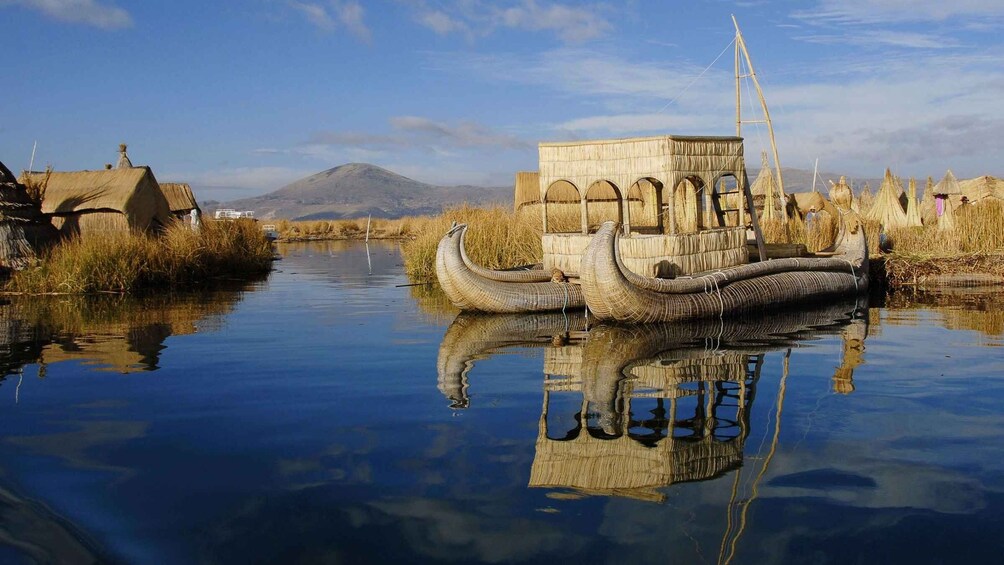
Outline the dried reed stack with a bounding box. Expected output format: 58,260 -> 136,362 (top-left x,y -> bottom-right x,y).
865,169 -> 909,230
858,182 -> 874,215
904,177 -> 922,227
750,152 -> 782,221
920,176 -> 937,226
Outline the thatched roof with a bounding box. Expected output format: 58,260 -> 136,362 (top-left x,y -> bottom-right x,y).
160,182 -> 199,214
0,160 -> 58,269
864,169 -> 908,229
934,169 -> 962,195
513,171 -> 540,211
960,175 -> 1004,203
24,167 -> 171,233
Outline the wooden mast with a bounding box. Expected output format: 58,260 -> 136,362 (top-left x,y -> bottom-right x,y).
732,15 -> 786,202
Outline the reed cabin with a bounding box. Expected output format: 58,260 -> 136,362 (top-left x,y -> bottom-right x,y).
524,135 -> 754,278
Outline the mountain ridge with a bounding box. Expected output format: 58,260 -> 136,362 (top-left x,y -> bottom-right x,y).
216,162 -> 884,220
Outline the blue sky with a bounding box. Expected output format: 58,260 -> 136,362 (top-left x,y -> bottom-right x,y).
2,0 -> 1002,200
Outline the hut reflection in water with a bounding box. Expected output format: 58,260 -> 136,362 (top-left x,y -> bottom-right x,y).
436,301 -> 869,503
0,286 -> 253,387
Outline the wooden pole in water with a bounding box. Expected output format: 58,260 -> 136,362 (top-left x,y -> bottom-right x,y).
365,214 -> 371,242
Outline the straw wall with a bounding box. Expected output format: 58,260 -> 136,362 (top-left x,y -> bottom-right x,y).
538,135 -> 745,212
543,227 -> 747,277
513,171 -> 540,211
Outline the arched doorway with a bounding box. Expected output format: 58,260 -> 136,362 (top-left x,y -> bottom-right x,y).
585,180 -> 623,233
667,176 -> 705,233
544,180 -> 582,233
627,178 -> 664,234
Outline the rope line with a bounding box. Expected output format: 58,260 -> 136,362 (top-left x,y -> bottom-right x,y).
657,37 -> 736,114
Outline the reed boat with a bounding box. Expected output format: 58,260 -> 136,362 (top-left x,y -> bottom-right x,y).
435,223 -> 585,313
580,219 -> 868,324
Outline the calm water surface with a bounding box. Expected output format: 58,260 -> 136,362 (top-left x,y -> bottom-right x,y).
0,240 -> 1003,564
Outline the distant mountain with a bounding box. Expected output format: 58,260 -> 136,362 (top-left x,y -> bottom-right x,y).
219,163 -> 509,220
216,163 -> 885,221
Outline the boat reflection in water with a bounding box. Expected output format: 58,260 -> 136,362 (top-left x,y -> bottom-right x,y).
437,301 -> 869,503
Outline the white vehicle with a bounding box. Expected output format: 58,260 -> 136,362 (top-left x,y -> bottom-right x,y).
214,209 -> 255,220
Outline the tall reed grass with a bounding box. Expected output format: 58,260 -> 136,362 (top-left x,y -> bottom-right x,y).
274,216 -> 419,240
5,219 -> 273,294
402,204 -> 542,281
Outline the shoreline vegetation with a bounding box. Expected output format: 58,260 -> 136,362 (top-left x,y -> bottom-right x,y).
386,200 -> 1004,291
4,219 -> 273,295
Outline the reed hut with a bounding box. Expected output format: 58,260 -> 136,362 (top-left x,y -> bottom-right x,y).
24,167 -> 172,238
159,182 -> 200,220
904,177 -> 922,227
920,176 -> 937,225
960,175 -> 1004,205
934,170 -> 962,231
0,161 -> 59,270
864,169 -> 908,229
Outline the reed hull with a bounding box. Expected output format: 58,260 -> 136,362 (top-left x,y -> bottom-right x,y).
581,221 -> 868,324
435,224 -> 585,314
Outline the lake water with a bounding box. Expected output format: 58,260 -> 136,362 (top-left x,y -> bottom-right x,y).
0,241 -> 1003,564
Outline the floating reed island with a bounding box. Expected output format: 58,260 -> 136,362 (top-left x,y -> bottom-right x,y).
0,146 -> 273,294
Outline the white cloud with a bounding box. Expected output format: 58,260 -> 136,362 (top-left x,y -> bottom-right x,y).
305,116 -> 529,151
289,0 -> 370,40
425,37 -> 1004,178
794,29 -> 959,49
412,0 -> 611,43
2,0 -> 132,28
794,0 -> 1004,24
174,166 -> 314,200
332,0 -> 370,41
289,1 -> 335,30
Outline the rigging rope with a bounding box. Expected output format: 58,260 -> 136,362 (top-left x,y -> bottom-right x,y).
657,36 -> 737,114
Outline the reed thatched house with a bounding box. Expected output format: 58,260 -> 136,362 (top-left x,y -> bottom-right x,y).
0,161 -> 59,270
24,167 -> 172,238
960,175 -> 1004,205
159,182 -> 200,219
